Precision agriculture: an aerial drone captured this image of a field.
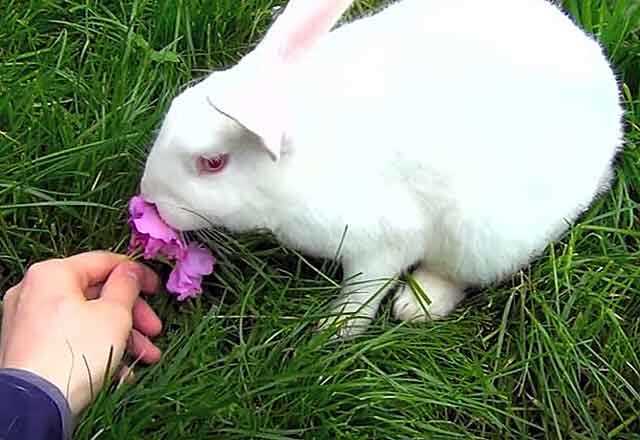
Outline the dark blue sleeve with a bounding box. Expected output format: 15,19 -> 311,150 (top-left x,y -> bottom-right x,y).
0,368 -> 72,440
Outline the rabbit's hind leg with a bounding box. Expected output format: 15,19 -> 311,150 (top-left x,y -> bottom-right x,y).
392,265 -> 466,322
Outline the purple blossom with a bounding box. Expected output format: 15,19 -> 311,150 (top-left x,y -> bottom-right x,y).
127,195 -> 215,300
167,243 -> 216,301
128,196 -> 185,259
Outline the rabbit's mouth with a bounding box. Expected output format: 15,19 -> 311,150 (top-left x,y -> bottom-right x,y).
154,200 -> 212,232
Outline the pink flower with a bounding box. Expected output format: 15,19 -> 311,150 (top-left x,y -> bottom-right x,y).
127,195 -> 215,300
128,196 -> 185,259
167,243 -> 216,301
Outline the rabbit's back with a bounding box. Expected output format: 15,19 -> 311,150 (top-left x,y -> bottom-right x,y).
283,0 -> 622,284
294,0 -> 622,162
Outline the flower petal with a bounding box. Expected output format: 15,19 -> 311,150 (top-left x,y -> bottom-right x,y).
133,206 -> 181,242
180,243 -> 215,277
128,196 -> 147,219
144,237 -> 168,260
128,196 -> 187,260
167,264 -> 203,301
128,195 -> 215,302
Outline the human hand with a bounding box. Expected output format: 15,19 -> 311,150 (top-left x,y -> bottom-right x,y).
0,251 -> 163,415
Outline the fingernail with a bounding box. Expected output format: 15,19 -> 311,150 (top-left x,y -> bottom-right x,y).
126,266 -> 140,283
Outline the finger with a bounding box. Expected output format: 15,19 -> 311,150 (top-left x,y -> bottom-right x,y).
127,329 -> 162,364
0,286 -> 19,363
136,263 -> 161,295
100,261 -> 143,311
1,283 -> 20,311
132,298 -> 162,337
85,283 -> 104,300
63,251 -> 129,290
22,253 -> 157,303
87,267 -> 158,302
1,284 -> 20,333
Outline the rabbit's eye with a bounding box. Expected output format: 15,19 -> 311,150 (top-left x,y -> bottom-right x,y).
198,154 -> 228,174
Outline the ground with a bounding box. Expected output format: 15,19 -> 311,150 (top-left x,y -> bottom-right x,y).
1,0 -> 639,438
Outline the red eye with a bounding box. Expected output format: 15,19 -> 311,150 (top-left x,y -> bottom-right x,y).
198,154 -> 228,174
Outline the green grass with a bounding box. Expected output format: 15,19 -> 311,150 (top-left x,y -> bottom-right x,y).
1,0 -> 640,438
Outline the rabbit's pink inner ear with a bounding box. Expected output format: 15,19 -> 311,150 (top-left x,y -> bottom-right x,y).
263,0 -> 355,63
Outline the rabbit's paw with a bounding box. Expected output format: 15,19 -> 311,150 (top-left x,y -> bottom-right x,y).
392,269 -> 465,322
318,301 -> 375,339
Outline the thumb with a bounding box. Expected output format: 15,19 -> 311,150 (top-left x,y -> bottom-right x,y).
99,262 -> 143,311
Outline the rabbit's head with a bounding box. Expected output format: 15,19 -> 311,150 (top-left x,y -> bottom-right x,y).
141,0 -> 353,231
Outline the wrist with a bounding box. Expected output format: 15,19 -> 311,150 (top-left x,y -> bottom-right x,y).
0,367 -> 75,438
0,361 -> 90,415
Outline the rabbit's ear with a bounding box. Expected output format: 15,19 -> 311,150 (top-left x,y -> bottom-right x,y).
208,1 -> 354,161
256,0 -> 354,64
206,71 -> 286,162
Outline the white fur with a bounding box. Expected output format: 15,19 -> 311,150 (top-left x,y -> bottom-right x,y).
141,0 -> 623,337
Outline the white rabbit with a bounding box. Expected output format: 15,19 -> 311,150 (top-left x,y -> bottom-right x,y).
140,0 -> 623,337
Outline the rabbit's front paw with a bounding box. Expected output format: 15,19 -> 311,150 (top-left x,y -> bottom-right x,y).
392,268 -> 465,322
318,300 -> 375,339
